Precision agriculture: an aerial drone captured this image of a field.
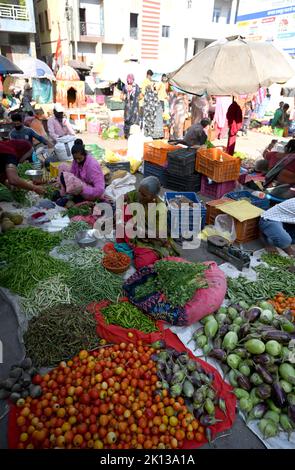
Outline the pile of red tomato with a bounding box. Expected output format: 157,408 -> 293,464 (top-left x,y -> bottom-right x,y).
14,342 -> 205,449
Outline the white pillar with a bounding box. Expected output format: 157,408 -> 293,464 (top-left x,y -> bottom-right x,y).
29,34 -> 37,58
230,0 -> 238,24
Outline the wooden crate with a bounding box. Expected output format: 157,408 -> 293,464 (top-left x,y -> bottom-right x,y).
206,199 -> 260,243
196,148 -> 241,183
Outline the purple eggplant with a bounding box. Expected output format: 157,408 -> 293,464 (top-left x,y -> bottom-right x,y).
250,403 -> 268,419
213,337 -> 222,349
238,323 -> 251,339
262,330 -> 291,344
233,348 -> 249,359
272,382 -> 287,409
256,384 -> 272,400
208,348 -> 227,362
288,405 -> 295,424
193,407 -> 204,419
245,307 -> 261,322
253,353 -> 275,366
237,374 -> 252,391
255,364 -> 273,384
218,324 -> 230,337
200,415 -> 222,426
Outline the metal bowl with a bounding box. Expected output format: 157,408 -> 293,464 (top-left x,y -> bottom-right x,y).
75,230 -> 97,248
25,169 -> 43,183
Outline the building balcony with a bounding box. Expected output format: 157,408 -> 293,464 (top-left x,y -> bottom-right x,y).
0,2 -> 29,21
80,21 -> 104,42
0,1 -> 36,33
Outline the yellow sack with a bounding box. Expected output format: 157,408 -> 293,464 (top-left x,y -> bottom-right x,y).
104,149 -> 121,163
129,159 -> 142,174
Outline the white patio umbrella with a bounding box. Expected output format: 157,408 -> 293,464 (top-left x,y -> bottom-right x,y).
14,57 -> 55,80
169,36 -> 295,96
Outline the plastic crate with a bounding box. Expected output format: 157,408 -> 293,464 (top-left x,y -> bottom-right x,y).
144,162 -> 167,186
144,141 -> 181,167
164,171 -> 202,192
167,148 -> 196,176
196,148 -> 241,182
200,176 -> 236,199
165,192 -> 206,231
224,190 -> 270,210
205,199 -> 260,243
106,161 -> 131,172
205,198 -> 232,225
106,99 -> 125,111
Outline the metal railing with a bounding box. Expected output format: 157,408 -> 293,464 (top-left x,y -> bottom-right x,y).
0,3 -> 29,21
80,21 -> 104,37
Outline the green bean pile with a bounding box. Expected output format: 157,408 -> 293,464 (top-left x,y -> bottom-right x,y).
66,264 -> 123,306
0,251 -> 69,296
261,252 -> 294,269
67,247 -> 104,268
62,221 -> 91,240
227,265 -> 295,303
101,302 -> 157,333
22,275 -> 74,319
0,227 -> 61,262
24,305 -> 100,367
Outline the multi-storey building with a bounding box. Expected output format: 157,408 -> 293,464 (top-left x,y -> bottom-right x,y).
0,0 -> 36,61
33,0 -> 239,72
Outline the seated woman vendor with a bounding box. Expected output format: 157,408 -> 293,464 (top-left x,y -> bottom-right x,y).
255,138 -> 295,186
259,197 -> 295,256
119,176 -> 179,269
0,140 -> 44,196
58,139 -> 105,203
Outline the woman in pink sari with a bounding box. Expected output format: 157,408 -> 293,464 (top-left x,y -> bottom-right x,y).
213,96 -> 232,139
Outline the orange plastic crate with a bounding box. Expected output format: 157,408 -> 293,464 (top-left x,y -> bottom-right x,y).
196,148 -> 241,183
143,141 -> 181,167
205,199 -> 260,243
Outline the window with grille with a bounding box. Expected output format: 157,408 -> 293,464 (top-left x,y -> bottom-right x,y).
162,25 -> 170,38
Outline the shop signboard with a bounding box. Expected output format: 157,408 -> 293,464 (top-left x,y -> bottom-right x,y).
236,0 -> 295,56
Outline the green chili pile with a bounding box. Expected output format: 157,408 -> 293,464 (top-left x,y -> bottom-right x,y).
261,252 -> 294,269
24,304 -> 100,367
0,227 -> 61,262
101,302 -> 158,333
227,265 -> 295,303
154,260 -> 208,307
0,251 -> 69,296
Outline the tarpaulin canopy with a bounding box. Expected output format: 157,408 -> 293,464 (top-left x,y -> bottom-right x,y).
169,36 -> 295,96
0,55 -> 23,75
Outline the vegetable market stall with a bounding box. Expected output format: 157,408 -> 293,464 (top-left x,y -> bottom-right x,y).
170,258 -> 295,449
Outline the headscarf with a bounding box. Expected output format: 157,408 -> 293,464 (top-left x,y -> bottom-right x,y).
127,74 -> 135,85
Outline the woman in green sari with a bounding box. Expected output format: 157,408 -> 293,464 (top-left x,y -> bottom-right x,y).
119,176 -> 179,269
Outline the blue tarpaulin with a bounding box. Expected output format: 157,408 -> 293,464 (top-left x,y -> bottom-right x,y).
32,78 -> 53,104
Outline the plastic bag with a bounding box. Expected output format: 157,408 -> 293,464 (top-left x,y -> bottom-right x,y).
214,214 -> 236,242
